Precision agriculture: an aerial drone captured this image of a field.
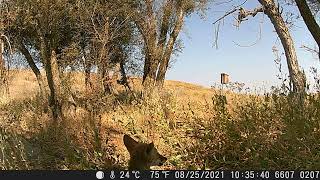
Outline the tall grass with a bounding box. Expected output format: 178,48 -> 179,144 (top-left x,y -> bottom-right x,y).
0,71 -> 320,170
181,90 -> 320,169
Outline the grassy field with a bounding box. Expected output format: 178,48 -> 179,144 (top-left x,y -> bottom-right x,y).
0,70 -> 320,170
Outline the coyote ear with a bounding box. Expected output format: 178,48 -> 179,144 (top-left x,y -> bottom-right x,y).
146,142 -> 154,154
123,135 -> 139,154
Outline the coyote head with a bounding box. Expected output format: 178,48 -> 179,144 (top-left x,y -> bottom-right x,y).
123,134 -> 167,170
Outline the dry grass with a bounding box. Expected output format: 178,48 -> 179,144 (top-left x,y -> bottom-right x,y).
0,70 -> 320,170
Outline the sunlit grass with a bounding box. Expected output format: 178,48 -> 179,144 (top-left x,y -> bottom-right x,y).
0,70 -> 319,169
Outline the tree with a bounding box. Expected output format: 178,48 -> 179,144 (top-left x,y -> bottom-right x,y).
126,0 -> 207,88
5,0 -> 76,119
0,34 -> 6,96
0,0 -> 13,96
214,0 -> 306,93
16,37 -> 47,100
74,0 -> 135,94
294,0 -> 320,59
0,34 -> 5,95
258,0 -> 306,93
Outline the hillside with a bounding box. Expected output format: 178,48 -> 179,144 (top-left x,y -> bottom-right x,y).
0,70 -> 320,170
4,70 -> 215,102
0,70 -> 220,169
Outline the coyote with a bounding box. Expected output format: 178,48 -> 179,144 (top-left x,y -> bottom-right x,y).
123,134 -> 167,170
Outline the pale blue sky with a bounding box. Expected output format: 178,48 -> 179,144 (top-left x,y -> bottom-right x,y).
166,0 -> 319,90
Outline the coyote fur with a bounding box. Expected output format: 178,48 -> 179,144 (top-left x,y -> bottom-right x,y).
123,134 -> 167,170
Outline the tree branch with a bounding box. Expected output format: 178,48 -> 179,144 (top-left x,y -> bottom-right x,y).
295,0 -> 320,58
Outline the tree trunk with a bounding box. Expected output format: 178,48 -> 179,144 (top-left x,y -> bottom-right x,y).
156,7 -> 184,87
97,62 -> 105,93
97,46 -> 111,94
0,38 -> 4,77
0,37 -> 9,96
39,34 -> 62,120
155,51 -> 170,87
17,39 -> 47,99
50,50 -> 62,98
140,1 -> 159,89
258,0 -> 306,93
83,56 -> 92,92
49,50 -> 62,119
96,17 -> 111,94
142,53 -> 158,88
135,1 -> 186,89
142,33 -> 158,89
0,38 -> 7,96
295,0 -> 320,59
118,54 -> 131,91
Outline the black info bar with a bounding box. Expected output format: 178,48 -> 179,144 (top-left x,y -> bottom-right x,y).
0,170 -> 318,180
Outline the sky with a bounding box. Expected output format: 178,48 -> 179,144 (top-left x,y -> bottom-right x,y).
165,0 -> 320,91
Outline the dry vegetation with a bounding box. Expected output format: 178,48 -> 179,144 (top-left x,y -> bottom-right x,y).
0,70 -> 320,170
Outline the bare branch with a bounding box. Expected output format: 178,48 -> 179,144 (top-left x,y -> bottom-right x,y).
213,0 -> 250,24
301,45 -> 319,61
236,6 -> 264,27
213,8 -> 238,24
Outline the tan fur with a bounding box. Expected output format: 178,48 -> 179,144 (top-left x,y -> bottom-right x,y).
123,134 -> 167,170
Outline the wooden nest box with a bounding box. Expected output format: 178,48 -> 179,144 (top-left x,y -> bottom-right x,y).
221,73 -> 229,84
